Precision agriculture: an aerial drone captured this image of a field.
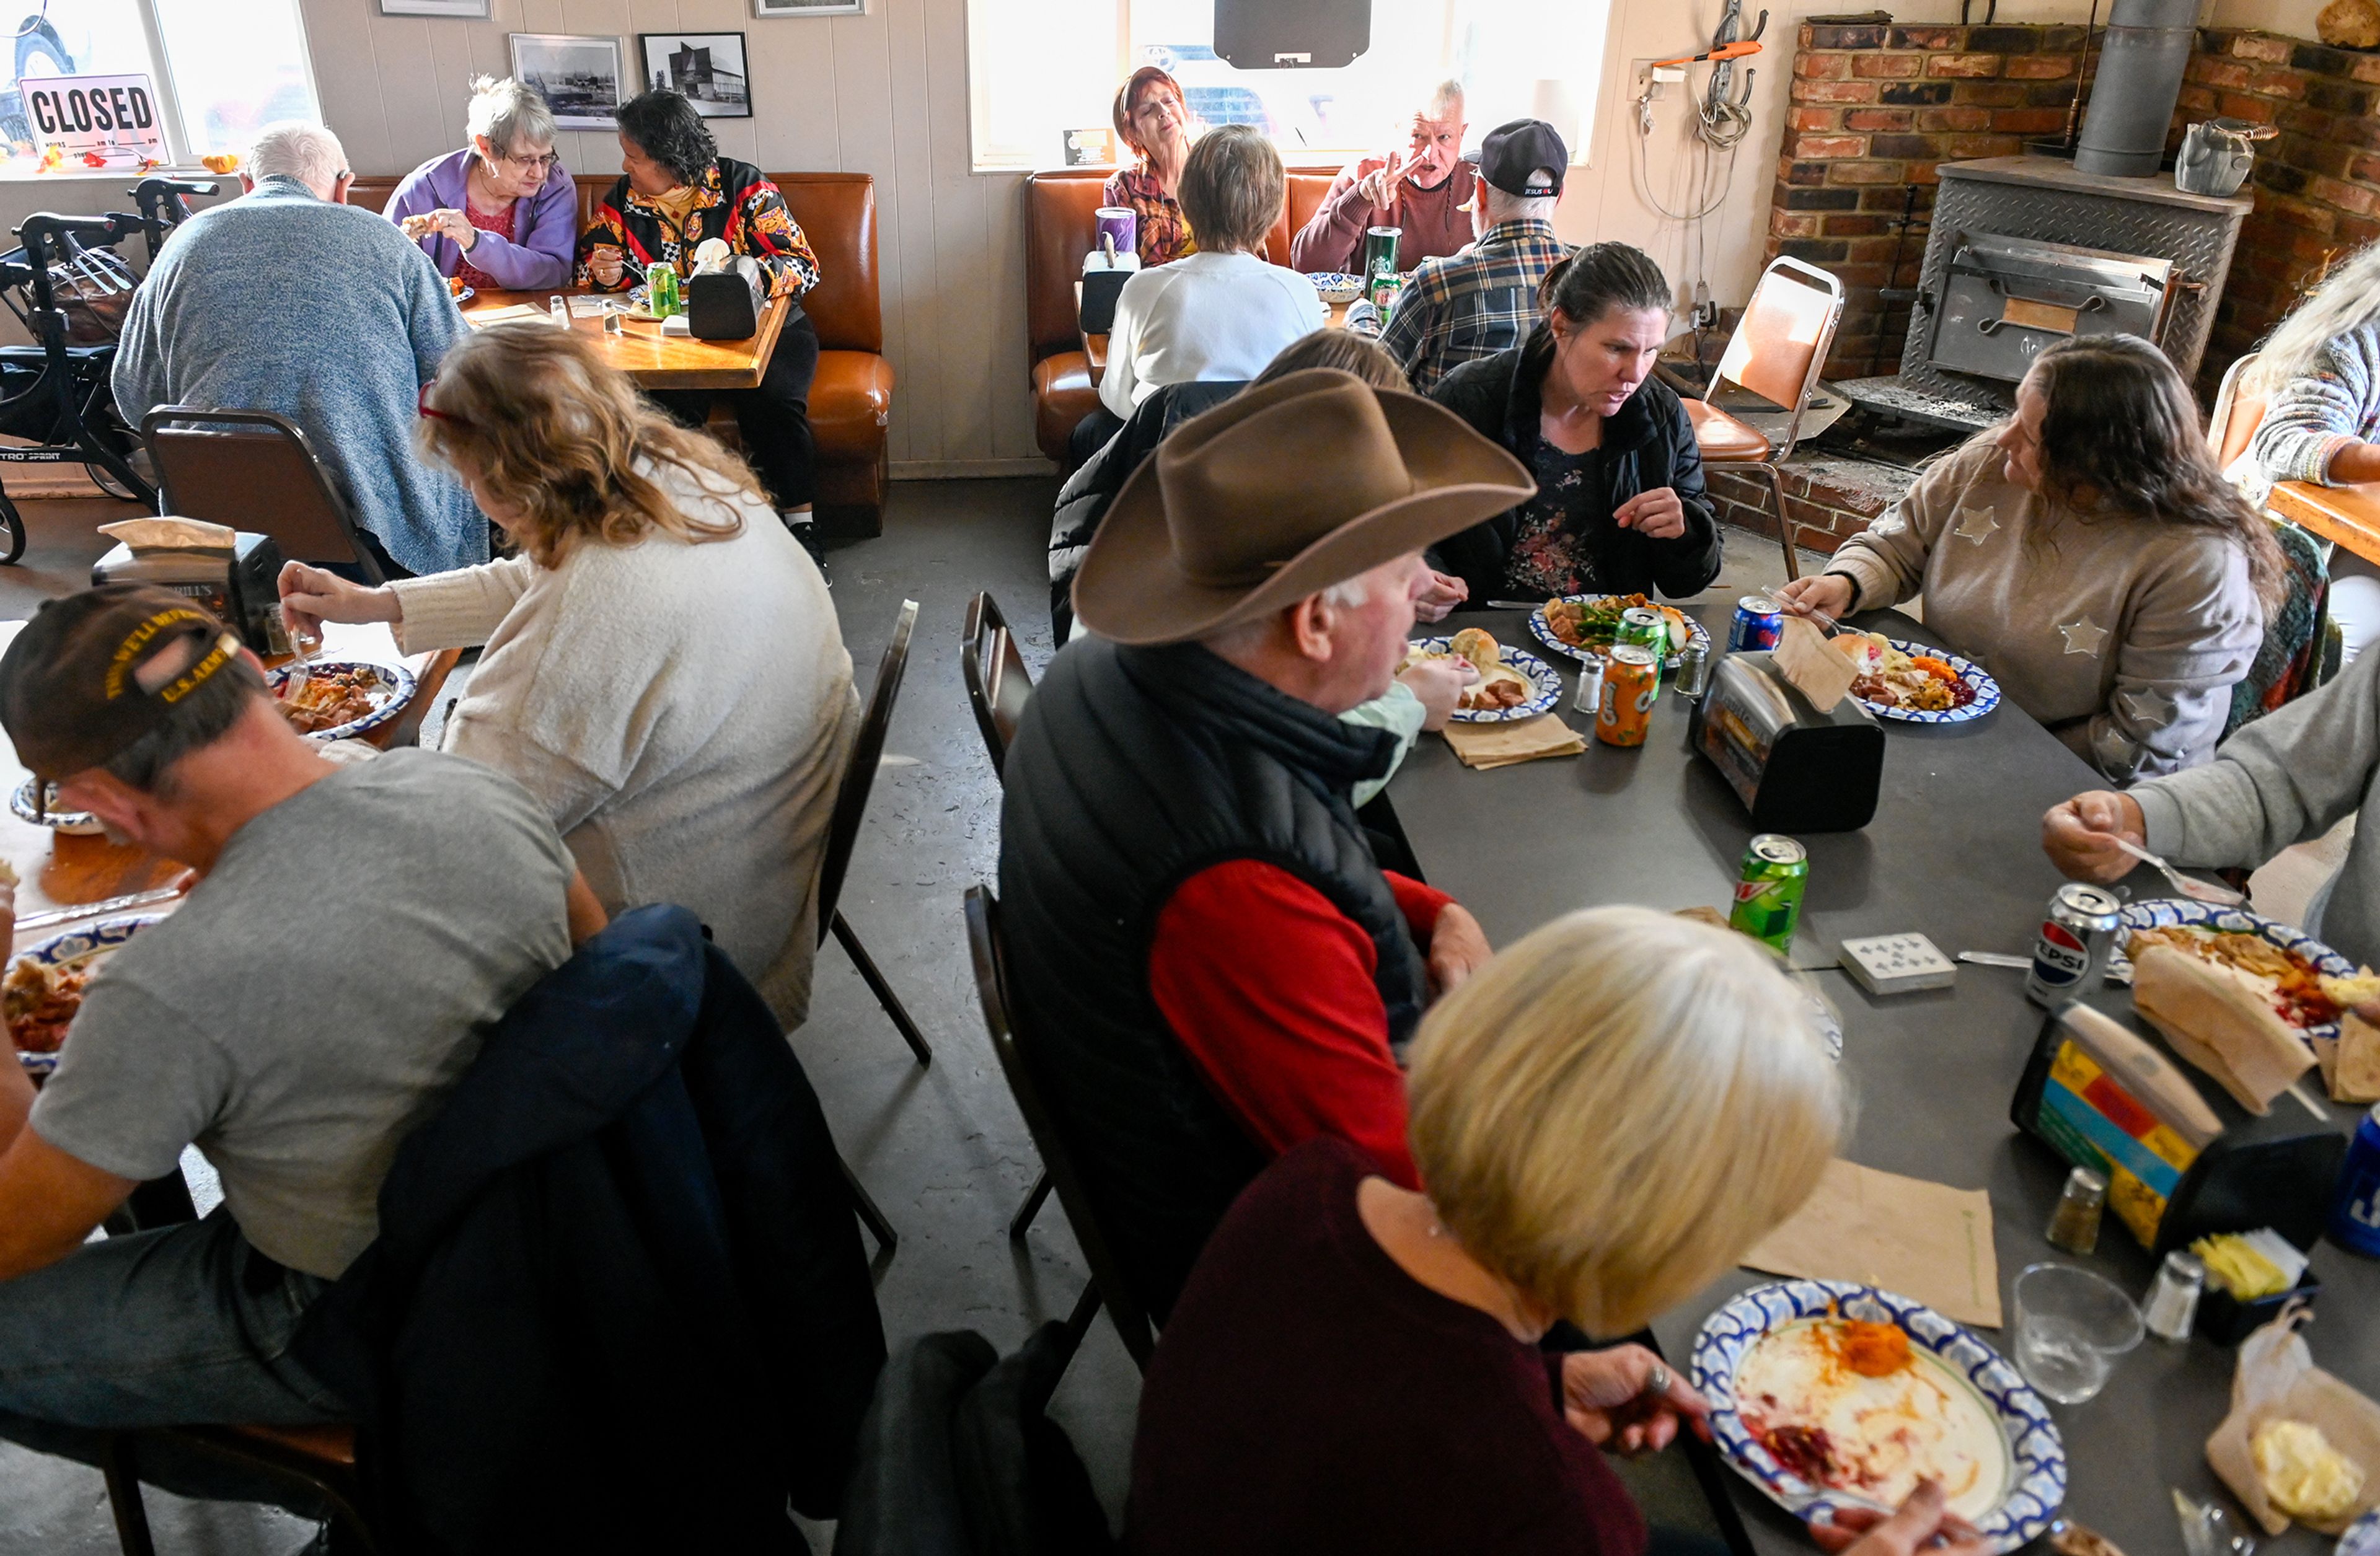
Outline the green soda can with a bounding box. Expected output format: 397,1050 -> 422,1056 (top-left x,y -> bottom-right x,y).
651,263 -> 680,317
1728,833 -> 1809,953
1617,606 -> 1668,692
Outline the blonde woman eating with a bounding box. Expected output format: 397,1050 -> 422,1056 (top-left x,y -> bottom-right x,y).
1126,907 -> 1978,1556
279,323 -> 855,1031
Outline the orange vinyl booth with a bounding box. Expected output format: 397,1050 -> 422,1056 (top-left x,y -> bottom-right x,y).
1025,165 -> 1342,464
350,170 -> 896,536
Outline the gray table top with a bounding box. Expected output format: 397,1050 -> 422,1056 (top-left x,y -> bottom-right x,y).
1385,602 -> 2379,1556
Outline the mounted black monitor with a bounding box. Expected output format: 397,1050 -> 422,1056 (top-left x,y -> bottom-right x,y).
1214,0 -> 1372,69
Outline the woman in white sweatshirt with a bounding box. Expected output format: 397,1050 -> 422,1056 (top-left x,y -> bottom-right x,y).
280,322 -> 856,1031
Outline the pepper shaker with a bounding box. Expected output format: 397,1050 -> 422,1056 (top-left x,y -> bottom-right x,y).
2044,1166 -> 2107,1255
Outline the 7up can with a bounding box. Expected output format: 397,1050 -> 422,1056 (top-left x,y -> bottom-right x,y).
1729,835 -> 1809,953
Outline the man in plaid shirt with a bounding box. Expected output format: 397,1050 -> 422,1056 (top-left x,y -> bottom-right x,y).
1380,119 -> 1572,393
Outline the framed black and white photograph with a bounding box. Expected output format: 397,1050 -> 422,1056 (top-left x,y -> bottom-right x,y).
638,32 -> 753,118
754,0 -> 863,17
508,33 -> 625,130
378,0 -> 488,15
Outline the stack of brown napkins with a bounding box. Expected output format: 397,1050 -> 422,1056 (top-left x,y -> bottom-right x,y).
1741,1158 -> 2003,1327
1443,714 -> 1585,770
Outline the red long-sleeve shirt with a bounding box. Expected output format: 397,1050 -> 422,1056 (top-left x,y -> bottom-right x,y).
1145,860 -> 1452,1190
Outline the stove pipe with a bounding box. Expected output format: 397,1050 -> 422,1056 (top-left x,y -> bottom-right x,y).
2073,0 -> 2198,178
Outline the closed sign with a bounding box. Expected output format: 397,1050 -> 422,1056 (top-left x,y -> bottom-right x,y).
24,74 -> 165,160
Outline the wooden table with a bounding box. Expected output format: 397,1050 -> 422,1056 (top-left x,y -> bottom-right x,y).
2270,479 -> 2380,569
460,287 -> 788,391
1,620 -> 459,944
1386,602 -> 2378,1556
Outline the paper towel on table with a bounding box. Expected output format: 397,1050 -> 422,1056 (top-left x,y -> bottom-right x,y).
1741,1158 -> 2002,1328
1443,713 -> 1584,770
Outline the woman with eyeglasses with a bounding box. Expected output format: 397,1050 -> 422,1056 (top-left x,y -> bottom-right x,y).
387,76 -> 577,293
1104,65 -> 1201,267
276,323 -> 854,1034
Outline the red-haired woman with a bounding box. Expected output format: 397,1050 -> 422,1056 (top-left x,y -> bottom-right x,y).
1104,66 -> 1199,267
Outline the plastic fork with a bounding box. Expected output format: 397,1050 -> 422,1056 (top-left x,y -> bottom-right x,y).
2110,837 -> 2247,908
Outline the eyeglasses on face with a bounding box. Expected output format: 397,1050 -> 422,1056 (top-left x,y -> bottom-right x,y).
497,148 -> 562,172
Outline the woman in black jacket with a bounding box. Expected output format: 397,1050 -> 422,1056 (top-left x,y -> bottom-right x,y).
1426,244 -> 1722,602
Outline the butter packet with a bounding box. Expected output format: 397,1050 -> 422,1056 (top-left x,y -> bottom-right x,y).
2207,1303 -> 2380,1536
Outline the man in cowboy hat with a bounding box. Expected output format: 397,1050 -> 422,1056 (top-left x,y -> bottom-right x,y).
997,368 -> 1535,1319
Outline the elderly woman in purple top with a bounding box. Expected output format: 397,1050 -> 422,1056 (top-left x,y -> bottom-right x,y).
386,76 -> 576,293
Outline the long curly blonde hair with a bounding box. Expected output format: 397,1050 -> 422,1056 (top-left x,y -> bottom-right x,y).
417,322 -> 767,568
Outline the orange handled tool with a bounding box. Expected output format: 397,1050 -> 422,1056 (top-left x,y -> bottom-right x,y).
1649,39 -> 1764,68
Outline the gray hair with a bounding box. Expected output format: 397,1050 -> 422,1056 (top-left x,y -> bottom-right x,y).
247,121 -> 347,196
1199,576 -> 1372,657
2249,237 -> 2380,393
465,75 -> 556,160
1427,78 -> 1465,118
1484,183 -> 1559,226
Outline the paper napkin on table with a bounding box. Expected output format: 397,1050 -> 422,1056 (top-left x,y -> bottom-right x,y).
1741,1158 -> 2003,1328
1444,714 -> 1584,770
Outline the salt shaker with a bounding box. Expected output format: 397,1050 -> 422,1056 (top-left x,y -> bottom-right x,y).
1572,650 -> 1606,719
2141,1249 -> 2205,1341
2043,1166 -> 2107,1255
1673,640 -> 1711,700
548,294 -> 569,325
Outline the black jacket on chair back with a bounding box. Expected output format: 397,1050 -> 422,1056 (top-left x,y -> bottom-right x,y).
294,905 -> 886,1556
997,638 -> 1425,1320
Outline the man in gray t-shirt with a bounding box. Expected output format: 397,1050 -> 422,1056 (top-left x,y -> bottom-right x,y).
0,586 -> 598,1460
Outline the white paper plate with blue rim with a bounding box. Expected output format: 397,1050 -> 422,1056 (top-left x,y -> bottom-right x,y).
266,660 -> 416,743
2111,899 -> 2356,1044
9,778 -> 100,835
1406,637 -> 1564,724
1305,270 -> 1363,304
2338,1509 -> 2380,1556
1692,1278 -> 2065,1553
1527,595 -> 1709,669
12,913 -> 167,1076
1851,638 -> 2001,725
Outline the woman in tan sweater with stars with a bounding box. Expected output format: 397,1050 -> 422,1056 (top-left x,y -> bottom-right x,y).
1778,334 -> 2282,781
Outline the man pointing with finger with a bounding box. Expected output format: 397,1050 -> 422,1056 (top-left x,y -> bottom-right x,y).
1290,80 -> 1478,275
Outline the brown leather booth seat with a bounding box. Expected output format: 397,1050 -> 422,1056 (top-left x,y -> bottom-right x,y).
1025,165 -> 1341,464
349,168 -> 894,535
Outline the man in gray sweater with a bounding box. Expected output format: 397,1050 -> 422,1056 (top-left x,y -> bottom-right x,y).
2043,644 -> 2380,969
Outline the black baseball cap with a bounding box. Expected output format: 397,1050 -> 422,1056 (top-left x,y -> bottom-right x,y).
1471,118 -> 1569,198
0,584 -> 247,804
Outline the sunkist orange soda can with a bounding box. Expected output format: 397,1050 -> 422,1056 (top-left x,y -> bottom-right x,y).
1596,644 -> 1658,747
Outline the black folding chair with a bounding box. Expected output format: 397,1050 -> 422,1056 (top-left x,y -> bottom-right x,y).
963,882 -> 1155,1373
141,407 -> 384,582
960,591 -> 1034,781
817,598 -> 932,1070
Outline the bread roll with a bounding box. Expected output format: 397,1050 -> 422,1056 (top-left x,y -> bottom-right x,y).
1448,627 -> 1499,676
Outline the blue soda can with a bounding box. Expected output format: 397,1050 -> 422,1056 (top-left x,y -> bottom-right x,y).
1729,595 -> 1784,653
2330,1103 -> 2380,1257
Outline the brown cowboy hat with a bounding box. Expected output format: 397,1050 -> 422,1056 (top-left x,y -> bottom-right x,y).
1072,368 -> 1535,646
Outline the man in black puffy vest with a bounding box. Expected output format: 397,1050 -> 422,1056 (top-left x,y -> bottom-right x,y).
997,367 -> 1536,1319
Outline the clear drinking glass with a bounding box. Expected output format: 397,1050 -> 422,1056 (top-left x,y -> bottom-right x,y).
2011,1262 -> 2144,1405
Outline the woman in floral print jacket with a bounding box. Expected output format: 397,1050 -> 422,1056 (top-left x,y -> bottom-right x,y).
581,90 -> 825,521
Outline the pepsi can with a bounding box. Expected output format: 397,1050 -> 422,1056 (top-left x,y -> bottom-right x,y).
2025,882 -> 2123,1008
2330,1103 -> 2380,1258
1729,595 -> 1784,653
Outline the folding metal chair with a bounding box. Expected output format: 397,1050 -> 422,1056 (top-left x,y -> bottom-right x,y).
963,883 -> 1155,1374
1681,256 -> 1846,583
959,591 -> 1033,781
817,598 -> 932,1070
141,407 -> 384,581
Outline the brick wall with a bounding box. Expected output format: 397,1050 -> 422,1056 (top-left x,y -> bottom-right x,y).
1771,21 -> 2093,380
2176,29 -> 2380,396
1705,457 -> 1918,558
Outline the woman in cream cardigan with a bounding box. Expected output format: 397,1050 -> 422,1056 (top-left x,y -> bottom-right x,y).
280,322 -> 855,1031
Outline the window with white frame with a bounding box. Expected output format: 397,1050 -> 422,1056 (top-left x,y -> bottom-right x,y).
967,0 -> 1608,174
0,0 -> 318,177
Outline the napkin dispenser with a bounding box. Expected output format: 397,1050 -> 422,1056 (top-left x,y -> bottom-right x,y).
1080,244 -> 1140,335
91,519 -> 283,653
1688,651 -> 1884,832
687,255 -> 766,340
2011,1001 -> 2349,1257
